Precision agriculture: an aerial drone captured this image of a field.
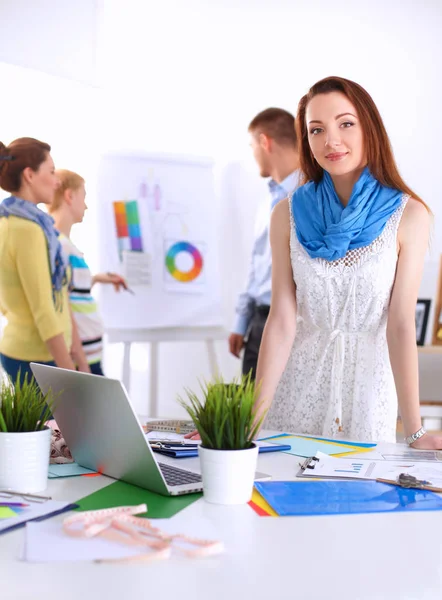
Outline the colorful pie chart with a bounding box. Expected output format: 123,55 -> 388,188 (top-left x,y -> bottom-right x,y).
165,241 -> 203,282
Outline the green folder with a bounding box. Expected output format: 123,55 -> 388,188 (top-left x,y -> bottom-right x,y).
76,481 -> 202,518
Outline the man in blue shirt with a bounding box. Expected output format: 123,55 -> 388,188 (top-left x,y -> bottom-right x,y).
229,108 -> 300,379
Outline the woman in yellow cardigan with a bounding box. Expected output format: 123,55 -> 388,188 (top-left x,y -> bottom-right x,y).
0,137 -> 81,383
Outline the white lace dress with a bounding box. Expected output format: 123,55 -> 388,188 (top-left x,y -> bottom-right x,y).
265,196 -> 409,442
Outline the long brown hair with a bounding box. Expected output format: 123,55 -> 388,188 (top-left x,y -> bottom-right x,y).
0,137 -> 51,193
296,76 -> 425,206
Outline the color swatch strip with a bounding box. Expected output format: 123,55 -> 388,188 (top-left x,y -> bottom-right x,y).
113,200 -> 143,257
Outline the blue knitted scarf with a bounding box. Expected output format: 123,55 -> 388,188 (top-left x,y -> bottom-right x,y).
292,167 -> 404,261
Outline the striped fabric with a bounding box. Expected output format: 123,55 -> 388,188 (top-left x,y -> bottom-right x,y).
59,235 -> 104,364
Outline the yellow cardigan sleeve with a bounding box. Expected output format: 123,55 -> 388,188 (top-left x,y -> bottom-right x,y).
13,222 -> 65,342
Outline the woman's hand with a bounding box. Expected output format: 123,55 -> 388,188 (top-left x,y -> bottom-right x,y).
410,433 -> 442,450
93,272 -> 128,292
184,430 -> 201,441
76,360 -> 91,374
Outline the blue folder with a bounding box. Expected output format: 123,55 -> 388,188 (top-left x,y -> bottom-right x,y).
152,447 -> 199,458
255,480 -> 442,516
152,443 -> 291,459
0,503 -> 79,536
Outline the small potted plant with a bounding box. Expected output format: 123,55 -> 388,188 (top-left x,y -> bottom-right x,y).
179,375 -> 265,505
0,374 -> 55,493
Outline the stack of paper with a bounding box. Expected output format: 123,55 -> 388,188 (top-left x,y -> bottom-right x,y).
22,514 -> 222,562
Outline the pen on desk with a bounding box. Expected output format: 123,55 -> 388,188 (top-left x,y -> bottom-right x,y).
0,490 -> 52,501
375,477 -> 442,493
0,502 -> 30,507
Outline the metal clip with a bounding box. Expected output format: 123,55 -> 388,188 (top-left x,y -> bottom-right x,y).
149,440 -> 186,448
299,456 -> 320,471
397,473 -> 432,489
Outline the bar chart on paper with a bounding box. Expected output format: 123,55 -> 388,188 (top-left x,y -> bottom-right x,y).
334,462 -> 364,474
298,453 -> 379,480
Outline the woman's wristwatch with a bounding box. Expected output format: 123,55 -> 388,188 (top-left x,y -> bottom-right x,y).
405,426 -> 427,446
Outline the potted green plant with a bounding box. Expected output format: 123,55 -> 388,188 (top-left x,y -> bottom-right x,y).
0,374 -> 56,493
178,375 -> 266,505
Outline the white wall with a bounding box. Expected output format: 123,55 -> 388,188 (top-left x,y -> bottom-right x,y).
1,0 -> 442,412
0,62 -> 102,269
96,0 -> 442,414
0,0 -> 99,85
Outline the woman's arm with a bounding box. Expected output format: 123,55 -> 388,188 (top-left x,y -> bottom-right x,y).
92,272 -> 128,291
387,199 -> 442,449
254,199 -> 298,423
46,334 -> 76,370
69,311 -> 91,373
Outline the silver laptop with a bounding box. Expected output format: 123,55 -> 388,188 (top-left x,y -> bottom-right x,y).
31,364 -> 203,496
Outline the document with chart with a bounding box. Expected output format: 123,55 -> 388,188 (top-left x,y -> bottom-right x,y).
298,452 -> 442,487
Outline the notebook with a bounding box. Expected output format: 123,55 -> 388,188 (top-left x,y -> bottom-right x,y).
151,440 -> 291,459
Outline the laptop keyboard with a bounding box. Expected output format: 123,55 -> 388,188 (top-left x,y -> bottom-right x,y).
159,462 -> 202,487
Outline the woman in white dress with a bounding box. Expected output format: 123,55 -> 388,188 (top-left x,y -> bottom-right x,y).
255,76 -> 442,448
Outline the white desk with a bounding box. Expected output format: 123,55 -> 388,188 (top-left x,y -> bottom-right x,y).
2,438 -> 442,600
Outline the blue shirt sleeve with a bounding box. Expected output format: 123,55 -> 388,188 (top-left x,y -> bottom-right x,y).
232,244 -> 258,335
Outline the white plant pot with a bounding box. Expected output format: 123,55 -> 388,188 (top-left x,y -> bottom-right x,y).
198,443 -> 259,505
0,427 -> 51,493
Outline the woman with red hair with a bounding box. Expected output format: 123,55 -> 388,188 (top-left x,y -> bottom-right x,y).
254,76 -> 442,448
